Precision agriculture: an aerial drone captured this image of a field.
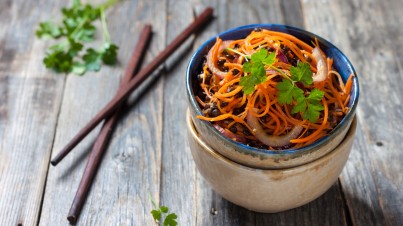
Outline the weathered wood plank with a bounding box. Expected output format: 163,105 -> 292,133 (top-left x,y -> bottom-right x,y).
39,0 -> 167,225
301,0 -> 403,225
0,0 -> 66,225
1,0 -> 401,225
158,0 -> 197,225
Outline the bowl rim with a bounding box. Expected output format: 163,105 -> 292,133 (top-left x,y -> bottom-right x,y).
187,109 -> 358,172
186,23 -> 359,157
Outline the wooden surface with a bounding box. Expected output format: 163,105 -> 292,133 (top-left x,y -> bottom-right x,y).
0,0 -> 402,225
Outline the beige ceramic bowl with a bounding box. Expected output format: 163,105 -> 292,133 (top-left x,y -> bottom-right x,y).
187,110 -> 357,213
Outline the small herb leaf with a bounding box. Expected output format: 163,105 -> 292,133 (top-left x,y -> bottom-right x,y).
290,62 -> 313,86
240,49 -> 276,94
151,209 -> 161,221
240,63 -> 266,95
83,48 -> 102,72
277,79 -> 296,104
36,21 -> 63,39
242,61 -> 252,73
304,103 -> 324,122
160,206 -> 169,213
101,42 -> 119,65
307,89 -> 325,101
164,213 -> 178,226
251,48 -> 268,63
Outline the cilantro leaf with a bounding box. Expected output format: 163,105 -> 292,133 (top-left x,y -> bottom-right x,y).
307,89 -> 325,102
276,80 -> 293,104
149,196 -> 178,226
240,63 -> 266,94
36,21 -> 63,39
276,80 -> 303,104
101,43 -> 119,65
72,62 -> 86,75
242,61 -> 252,73
36,0 -> 119,75
240,48 -> 276,94
290,89 -> 324,122
290,62 -> 313,86
160,206 -> 169,213
292,97 -> 307,114
304,103 -> 324,123
151,209 -> 161,221
251,48 -> 268,63
43,49 -> 73,73
277,59 -> 324,122
83,48 -> 102,72
164,213 -> 178,226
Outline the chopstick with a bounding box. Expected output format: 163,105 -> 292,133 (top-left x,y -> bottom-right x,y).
51,7 -> 214,166
66,25 -> 153,225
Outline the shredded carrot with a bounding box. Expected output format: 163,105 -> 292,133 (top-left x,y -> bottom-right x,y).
195,29 -> 352,149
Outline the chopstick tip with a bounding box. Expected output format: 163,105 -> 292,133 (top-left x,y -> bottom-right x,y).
67,215 -> 77,225
50,159 -> 58,166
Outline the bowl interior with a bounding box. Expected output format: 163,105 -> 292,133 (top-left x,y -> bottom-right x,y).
186,24 -> 359,157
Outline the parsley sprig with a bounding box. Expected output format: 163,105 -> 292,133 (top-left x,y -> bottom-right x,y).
36,0 -> 119,75
150,195 -> 178,226
276,62 -> 324,123
239,49 -> 276,94
228,48 -> 325,123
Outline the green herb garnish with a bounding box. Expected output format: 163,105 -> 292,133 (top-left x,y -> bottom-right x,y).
36,0 -> 119,75
230,48 -> 324,123
150,196 -> 178,226
240,48 -> 275,94
276,62 -> 324,123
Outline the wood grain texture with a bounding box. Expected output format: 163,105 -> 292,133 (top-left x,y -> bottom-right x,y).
301,0 -> 403,225
159,0 -> 197,225
0,1 -> 66,225
39,0 -> 166,225
0,0 -> 402,225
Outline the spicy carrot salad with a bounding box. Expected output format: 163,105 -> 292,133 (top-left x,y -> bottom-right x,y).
195,28 -> 353,150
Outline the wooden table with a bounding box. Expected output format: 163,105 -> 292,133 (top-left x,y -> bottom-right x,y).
1,0 -> 402,225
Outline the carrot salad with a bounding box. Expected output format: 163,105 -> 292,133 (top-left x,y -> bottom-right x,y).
195,28 -> 353,150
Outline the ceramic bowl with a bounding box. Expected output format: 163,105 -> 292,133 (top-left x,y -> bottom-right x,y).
186,24 -> 359,169
187,109 -> 357,213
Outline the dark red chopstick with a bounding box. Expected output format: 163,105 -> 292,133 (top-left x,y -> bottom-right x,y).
66,25 -> 153,225
51,7 -> 214,166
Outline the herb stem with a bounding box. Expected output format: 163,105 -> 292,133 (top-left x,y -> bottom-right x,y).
271,65 -> 292,81
148,193 -> 158,209
99,0 -> 119,10
226,47 -> 250,61
69,16 -> 89,39
100,6 -> 111,43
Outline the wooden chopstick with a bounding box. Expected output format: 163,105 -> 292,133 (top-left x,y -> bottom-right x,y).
50,7 -> 214,166
66,25 -> 153,225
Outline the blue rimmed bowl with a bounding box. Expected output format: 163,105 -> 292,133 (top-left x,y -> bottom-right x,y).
186,24 -> 359,169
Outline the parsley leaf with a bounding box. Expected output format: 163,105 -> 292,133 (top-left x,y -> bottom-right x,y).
307,88 -> 325,102
151,209 -> 161,221
36,21 -> 63,39
304,102 -> 324,122
101,42 -> 119,65
149,196 -> 178,226
164,213 -> 178,226
290,62 -> 313,86
240,49 -> 276,94
276,61 -> 325,123
36,0 -> 119,75
83,48 -> 102,72
277,80 -> 293,104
